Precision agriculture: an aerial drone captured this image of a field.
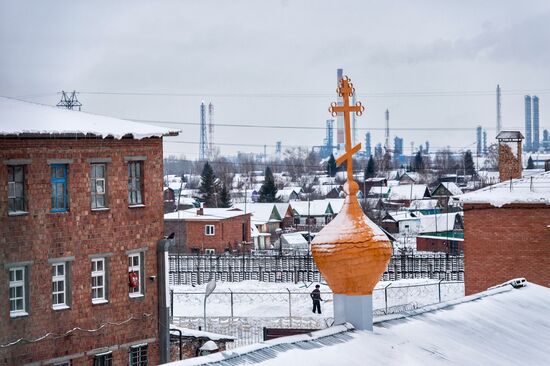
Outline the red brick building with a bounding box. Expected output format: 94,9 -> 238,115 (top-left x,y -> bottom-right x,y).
0,97 -> 177,365
460,171 -> 550,295
164,208 -> 251,254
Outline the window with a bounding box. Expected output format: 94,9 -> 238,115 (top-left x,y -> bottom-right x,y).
204,248 -> 215,255
92,258 -> 107,303
128,162 -> 143,205
52,262 -> 69,309
54,362 -> 71,366
51,164 -> 68,212
128,253 -> 144,297
205,225 -> 215,236
129,344 -> 148,366
93,352 -> 113,366
9,267 -> 27,317
91,164 -> 107,209
8,165 -> 26,213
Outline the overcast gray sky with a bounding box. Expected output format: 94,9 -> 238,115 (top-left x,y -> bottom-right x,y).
2,0 -> 550,158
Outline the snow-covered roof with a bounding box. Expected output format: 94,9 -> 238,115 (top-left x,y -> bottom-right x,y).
408,199 -> 438,210
290,200 -> 332,216
419,212 -> 461,233
0,97 -> 179,139
326,198 -> 344,214
280,232 -> 308,247
496,130 -> 524,140
164,208 -> 247,221
384,211 -> 419,222
168,282 -> 550,366
368,186 -> 391,196
459,171 -> 550,207
432,182 -> 463,196
169,325 -> 235,341
388,184 -> 430,201
233,203 -> 280,223
274,203 -> 292,218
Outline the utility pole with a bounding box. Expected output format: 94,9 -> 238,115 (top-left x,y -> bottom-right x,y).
56,90 -> 82,111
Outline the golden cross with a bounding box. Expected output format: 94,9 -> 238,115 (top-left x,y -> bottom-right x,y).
329,76 -> 365,184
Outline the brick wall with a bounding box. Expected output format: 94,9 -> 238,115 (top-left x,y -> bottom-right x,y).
0,138 -> 164,365
169,337 -> 229,361
164,214 -> 251,254
463,203 -> 550,295
416,236 -> 463,254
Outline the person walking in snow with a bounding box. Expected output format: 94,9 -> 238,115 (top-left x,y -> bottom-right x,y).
310,284 -> 322,314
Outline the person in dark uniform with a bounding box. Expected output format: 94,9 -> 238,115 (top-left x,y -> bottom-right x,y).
310,284 -> 322,314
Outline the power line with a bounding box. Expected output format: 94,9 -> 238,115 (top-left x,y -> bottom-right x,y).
132,118 -> 528,132
10,88 -> 550,100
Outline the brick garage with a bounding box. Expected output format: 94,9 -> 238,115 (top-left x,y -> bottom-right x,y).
0,98 -> 177,365
165,208 -> 251,254
463,203 -> 550,295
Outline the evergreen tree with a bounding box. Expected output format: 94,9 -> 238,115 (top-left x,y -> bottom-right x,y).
199,162 -> 217,207
259,166 -> 278,203
365,156 -> 376,178
414,151 -> 424,172
464,150 -> 476,175
326,153 -> 337,177
218,183 -> 232,208
527,155 -> 535,169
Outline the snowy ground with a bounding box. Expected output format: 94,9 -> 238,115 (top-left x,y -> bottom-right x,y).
171,279 -> 464,348
171,279 -> 464,318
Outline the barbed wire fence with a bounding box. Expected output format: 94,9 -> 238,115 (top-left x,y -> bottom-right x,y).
170,281 -> 464,348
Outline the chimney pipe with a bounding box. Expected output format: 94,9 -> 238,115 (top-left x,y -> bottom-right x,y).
496,131 -> 524,182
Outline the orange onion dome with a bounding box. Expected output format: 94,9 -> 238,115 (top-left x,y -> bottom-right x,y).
311,180 -> 392,295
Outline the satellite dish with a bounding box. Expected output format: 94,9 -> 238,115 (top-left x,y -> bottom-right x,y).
205,279 -> 216,298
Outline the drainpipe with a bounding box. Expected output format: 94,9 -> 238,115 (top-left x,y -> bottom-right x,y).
158,237 -> 175,364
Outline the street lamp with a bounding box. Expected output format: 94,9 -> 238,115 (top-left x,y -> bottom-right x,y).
203,279 -> 216,331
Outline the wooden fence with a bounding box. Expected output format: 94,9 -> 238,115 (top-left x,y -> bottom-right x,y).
169,253 -> 464,285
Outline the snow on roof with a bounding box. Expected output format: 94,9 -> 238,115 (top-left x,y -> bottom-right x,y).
419,212 -> 461,233
164,208 -> 246,221
326,198 -> 344,214
0,97 -> 178,139
170,325 -> 235,341
290,200 -> 331,216
312,184 -> 339,196
385,211 -> 419,222
388,184 -> 429,201
233,203 -> 280,223
274,203 -> 291,218
280,232 -> 308,247
408,199 -> 438,210
432,182 -> 463,196
368,186 -> 391,195
496,130 -> 524,140
459,171 -> 550,207
169,282 -> 550,366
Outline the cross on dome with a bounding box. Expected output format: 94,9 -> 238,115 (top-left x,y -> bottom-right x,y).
329,76 -> 365,194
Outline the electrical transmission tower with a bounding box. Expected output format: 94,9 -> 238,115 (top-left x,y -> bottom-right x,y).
56,91 -> 82,111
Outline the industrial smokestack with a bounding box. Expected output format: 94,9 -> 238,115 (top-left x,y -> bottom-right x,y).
496,85 -> 502,134
525,95 -> 532,152
533,96 -> 540,152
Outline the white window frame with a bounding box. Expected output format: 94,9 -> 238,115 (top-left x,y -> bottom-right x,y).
92,258 -> 107,304
128,253 -> 143,298
129,344 -> 148,366
91,163 -> 108,209
204,248 -> 215,255
9,267 -> 27,317
205,225 -> 215,236
52,262 -> 69,310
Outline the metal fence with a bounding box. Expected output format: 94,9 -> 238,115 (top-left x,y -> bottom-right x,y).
169,253 -> 464,285
170,281 -> 464,348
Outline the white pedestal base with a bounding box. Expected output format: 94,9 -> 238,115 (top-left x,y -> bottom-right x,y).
333,294 -> 373,331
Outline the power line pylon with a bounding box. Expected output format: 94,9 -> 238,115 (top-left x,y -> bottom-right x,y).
56,91 -> 82,111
